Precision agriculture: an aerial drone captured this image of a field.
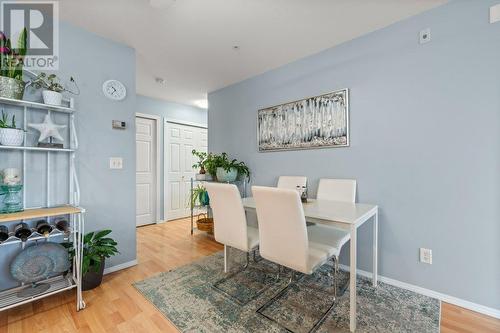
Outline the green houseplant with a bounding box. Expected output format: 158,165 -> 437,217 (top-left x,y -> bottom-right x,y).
204,152 -> 250,182
191,149 -> 210,180
0,110 -> 24,146
189,184 -> 209,208
65,229 -> 119,291
30,72 -> 79,106
0,29 -> 28,100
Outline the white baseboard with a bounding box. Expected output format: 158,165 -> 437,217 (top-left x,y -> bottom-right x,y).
338,264 -> 500,320
103,259 -> 138,275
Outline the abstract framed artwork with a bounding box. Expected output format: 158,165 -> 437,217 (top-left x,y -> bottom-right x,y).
257,88 -> 349,152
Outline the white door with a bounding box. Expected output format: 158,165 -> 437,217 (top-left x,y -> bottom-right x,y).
165,122 -> 207,220
136,116 -> 157,226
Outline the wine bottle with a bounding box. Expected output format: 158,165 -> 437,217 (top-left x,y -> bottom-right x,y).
14,223 -> 32,241
36,220 -> 52,237
0,225 -> 9,242
55,219 -> 69,233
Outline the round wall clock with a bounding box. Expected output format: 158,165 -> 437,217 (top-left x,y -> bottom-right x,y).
102,80 -> 127,101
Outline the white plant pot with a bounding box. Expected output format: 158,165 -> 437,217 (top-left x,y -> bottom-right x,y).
0,128 -> 24,146
195,173 -> 206,181
42,90 -> 63,106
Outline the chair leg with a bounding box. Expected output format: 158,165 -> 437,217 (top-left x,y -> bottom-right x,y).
213,250 -> 270,306
252,247 -> 262,263
224,245 -> 229,273
258,261 -> 341,333
332,256 -> 338,300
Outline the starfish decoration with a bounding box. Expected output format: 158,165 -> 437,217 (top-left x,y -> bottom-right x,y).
28,115 -> 66,143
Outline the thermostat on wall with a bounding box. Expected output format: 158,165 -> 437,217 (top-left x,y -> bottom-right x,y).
112,120 -> 126,129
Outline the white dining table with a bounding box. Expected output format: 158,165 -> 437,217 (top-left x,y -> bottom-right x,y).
241,197 -> 378,332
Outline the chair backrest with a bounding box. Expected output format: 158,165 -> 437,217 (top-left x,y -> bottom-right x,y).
277,176 -> 307,190
316,178 -> 356,203
252,186 -> 308,271
205,183 -> 249,252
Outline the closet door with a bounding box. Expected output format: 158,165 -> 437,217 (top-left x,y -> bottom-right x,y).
165,122 -> 207,220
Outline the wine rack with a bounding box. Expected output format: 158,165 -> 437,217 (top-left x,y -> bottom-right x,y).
0,98 -> 85,312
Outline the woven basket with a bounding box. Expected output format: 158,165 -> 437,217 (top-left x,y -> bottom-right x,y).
196,213 -> 214,234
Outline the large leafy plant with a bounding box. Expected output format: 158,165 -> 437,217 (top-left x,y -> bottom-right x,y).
0,29 -> 27,80
204,152 -> 250,180
65,230 -> 119,274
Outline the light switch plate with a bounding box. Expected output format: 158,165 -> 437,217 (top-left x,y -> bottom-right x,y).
419,248 -> 432,264
109,157 -> 123,169
491,4 -> 500,23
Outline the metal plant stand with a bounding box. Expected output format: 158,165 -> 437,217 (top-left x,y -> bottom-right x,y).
189,177 -> 247,235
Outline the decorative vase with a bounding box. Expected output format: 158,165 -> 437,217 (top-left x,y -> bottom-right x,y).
216,167 -> 238,182
199,191 -> 210,206
82,257 -> 105,291
42,90 -> 63,106
0,128 -> 24,146
0,184 -> 23,213
0,76 -> 25,100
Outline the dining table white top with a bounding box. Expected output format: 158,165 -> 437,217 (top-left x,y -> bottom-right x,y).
241,197 -> 377,226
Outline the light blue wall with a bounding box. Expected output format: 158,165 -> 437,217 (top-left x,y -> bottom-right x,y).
0,22 -> 136,290
136,95 -> 207,220
208,0 -> 500,310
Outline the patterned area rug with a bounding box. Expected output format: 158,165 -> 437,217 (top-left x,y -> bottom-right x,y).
133,250 -> 440,332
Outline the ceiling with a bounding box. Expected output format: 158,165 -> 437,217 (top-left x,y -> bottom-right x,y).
59,0 -> 448,108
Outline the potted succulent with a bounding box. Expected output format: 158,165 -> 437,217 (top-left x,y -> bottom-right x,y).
191,149 -> 209,180
30,72 -> 79,106
65,229 -> 119,291
0,29 -> 27,100
0,110 -> 24,146
205,152 -> 250,182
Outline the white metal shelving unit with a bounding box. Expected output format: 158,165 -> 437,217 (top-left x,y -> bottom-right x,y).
0,97 -> 85,312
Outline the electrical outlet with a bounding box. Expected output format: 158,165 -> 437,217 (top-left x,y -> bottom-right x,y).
420,248 -> 432,264
109,157 -> 123,169
419,28 -> 431,44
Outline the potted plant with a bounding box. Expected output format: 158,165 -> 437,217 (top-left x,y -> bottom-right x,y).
30,72 -> 79,106
0,110 -> 24,146
65,230 -> 119,291
191,149 -> 208,180
206,152 -> 250,182
189,184 -> 209,208
0,29 -> 27,100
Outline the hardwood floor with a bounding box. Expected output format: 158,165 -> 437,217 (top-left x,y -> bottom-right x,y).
0,218 -> 498,333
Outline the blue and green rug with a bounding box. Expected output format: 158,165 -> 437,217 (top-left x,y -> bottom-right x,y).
133,250 -> 440,332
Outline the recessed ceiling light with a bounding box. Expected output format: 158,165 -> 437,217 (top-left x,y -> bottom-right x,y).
194,99 -> 208,109
155,77 -> 167,85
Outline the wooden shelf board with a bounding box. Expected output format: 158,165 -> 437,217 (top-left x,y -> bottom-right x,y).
0,206 -> 82,223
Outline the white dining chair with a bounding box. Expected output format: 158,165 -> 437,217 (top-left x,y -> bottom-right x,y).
206,182 -> 264,305
317,178 -> 356,202
205,182 -> 259,273
277,175 -> 307,190
252,186 -> 349,330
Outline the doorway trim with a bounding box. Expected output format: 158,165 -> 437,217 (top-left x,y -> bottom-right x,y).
164,119 -> 208,221
136,112 -> 161,224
